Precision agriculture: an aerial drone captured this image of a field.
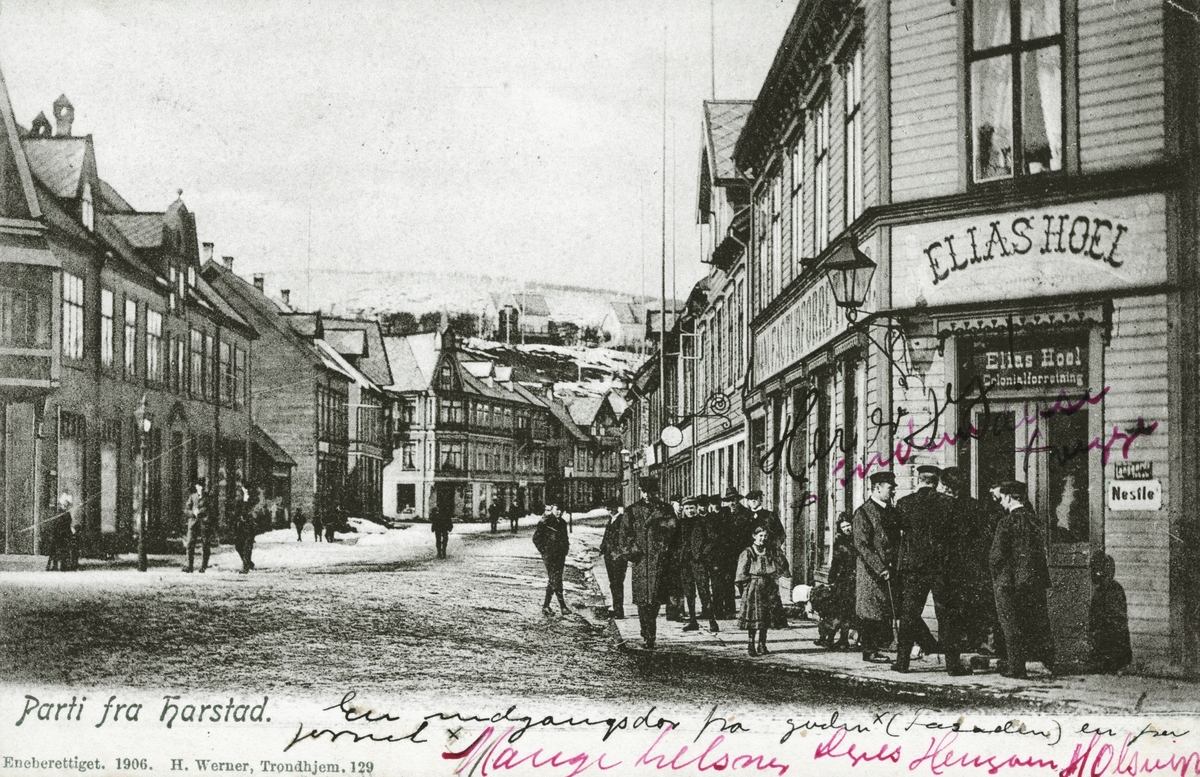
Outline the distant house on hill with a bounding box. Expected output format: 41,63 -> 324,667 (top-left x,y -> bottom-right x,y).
600,301 -> 646,349
480,291 -> 552,343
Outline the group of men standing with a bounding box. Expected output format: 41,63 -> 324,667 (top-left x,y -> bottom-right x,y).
600,477 -> 785,650
852,465 -> 1054,679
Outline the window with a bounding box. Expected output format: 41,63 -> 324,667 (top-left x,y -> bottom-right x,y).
754,189 -> 768,311
714,303 -> 724,390
219,341 -> 232,404
81,182 -> 94,232
124,299 -> 137,377
61,271 -> 83,360
187,266 -> 196,288
169,268 -> 178,313
403,442 -> 417,470
770,175 -> 783,298
790,139 -> 806,272
814,96 -> 831,253
0,282 -> 50,348
737,279 -> 746,378
234,347 -> 246,408
969,0 -> 1063,181
146,310 -> 162,383
99,289 -> 113,367
844,47 -> 864,223
438,441 -> 464,472
438,398 -> 465,426
173,336 -> 186,393
205,334 -> 215,399
189,329 -> 204,396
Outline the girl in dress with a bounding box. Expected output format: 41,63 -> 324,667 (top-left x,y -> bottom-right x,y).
737,525 -> 791,656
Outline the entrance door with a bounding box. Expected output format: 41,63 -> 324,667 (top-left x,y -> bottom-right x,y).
971,400 -> 1092,668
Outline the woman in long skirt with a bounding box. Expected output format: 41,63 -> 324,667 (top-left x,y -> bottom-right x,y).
737,525 -> 790,656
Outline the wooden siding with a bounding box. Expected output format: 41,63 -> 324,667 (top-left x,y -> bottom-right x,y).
1078,0 -> 1164,171
1104,294 -> 1170,669
890,0 -> 959,201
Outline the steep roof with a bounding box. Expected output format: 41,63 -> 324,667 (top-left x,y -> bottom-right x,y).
610,301 -> 644,325
323,316 -> 393,387
704,101 -> 754,182
98,178 -> 135,213
0,63 -> 43,220
562,393 -> 604,427
513,293 -> 550,317
324,327 -> 366,357
382,332 -> 439,392
109,212 -> 165,249
546,396 -> 589,442
252,425 -> 296,466
282,312 -> 320,338
313,338 -> 374,389
21,137 -> 87,198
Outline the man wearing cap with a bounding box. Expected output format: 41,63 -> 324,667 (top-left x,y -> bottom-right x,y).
745,489 -> 785,552
990,480 -> 1055,678
599,501 -> 630,619
853,471 -> 898,663
939,466 -> 1000,658
893,465 -> 964,674
533,500 -> 570,615
623,477 -> 678,649
677,496 -> 720,633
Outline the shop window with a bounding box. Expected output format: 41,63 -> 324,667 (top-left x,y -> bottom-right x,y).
968,0 -> 1063,182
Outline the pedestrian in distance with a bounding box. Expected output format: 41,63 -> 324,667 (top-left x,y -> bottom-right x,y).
182,477 -> 213,573
431,506 -> 454,559
488,500 -> 502,534
232,475 -> 258,574
44,490 -> 75,572
677,496 -> 720,634
736,525 -> 790,657
599,501 -> 630,619
509,501 -> 521,533
292,506 -> 307,542
622,477 -> 677,650
892,465 -> 964,674
989,480 -> 1055,679
853,471 -> 899,663
533,500 -> 570,615
312,509 -> 324,542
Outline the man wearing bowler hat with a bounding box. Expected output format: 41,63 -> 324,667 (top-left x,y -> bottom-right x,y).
853,471 -> 899,662
893,464 -> 965,674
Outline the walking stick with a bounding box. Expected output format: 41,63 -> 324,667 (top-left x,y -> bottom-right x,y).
886,577 -> 900,651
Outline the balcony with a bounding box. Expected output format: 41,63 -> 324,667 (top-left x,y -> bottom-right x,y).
0,256 -> 58,396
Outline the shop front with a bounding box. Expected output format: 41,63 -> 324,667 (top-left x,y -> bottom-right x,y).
890,192 -> 1173,670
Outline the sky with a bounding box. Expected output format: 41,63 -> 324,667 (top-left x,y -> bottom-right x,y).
0,0 -> 795,306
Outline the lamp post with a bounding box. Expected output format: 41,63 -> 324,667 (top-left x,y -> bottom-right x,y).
134,394 -> 151,572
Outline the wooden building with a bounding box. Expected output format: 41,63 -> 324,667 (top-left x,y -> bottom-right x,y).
734,0 -> 1200,675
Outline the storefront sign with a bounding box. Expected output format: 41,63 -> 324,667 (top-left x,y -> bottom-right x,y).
892,194 -> 1166,308
754,282 -> 846,385
960,331 -> 1089,391
1108,479 -> 1162,511
1114,461 -> 1152,480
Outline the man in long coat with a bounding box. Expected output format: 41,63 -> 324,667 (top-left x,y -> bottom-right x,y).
623,477 -> 677,649
676,496 -> 719,633
893,465 -> 964,674
182,478 -> 212,573
711,489 -> 750,619
853,471 -> 898,663
745,489 -> 785,552
990,480 -> 1055,678
939,466 -> 999,657
533,500 -> 570,615
599,501 -> 630,619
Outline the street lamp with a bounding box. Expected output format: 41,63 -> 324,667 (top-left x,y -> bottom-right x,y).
133,394 -> 151,572
823,237 -> 877,322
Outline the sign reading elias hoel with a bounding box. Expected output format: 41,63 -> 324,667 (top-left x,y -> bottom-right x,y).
961,331 -> 1088,390
1109,478 -> 1163,511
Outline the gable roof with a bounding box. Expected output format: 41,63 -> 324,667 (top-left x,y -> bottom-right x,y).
382,332 -> 439,392
323,316 -> 393,387
562,393 -> 604,427
513,293 -> 551,317
546,396 -> 589,442
324,327 -> 365,357
609,301 -> 644,325
109,212 -> 166,249
98,178 -> 135,213
0,64 -> 43,220
252,425 -> 296,467
21,137 -> 87,198
704,101 -> 754,182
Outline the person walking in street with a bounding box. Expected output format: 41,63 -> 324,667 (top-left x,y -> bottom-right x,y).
892,465 -> 966,674
183,477 -> 212,573
677,496 -> 719,634
599,501 -> 630,619
736,525 -> 790,656
232,475 -> 258,574
508,501 -> 521,533
44,490 -> 75,572
431,504 -> 454,559
745,489 -> 785,551
533,500 -> 570,615
817,513 -> 857,650
292,507 -> 307,542
710,490 -> 747,619
488,500 -> 502,534
853,471 -> 898,663
989,480 -> 1055,679
623,477 -> 677,650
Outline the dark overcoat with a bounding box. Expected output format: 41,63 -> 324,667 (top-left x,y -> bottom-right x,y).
894,487 -> 953,574
599,510 -> 631,560
750,508 -> 786,549
989,506 -> 1049,590
676,512 -> 713,583
828,530 -> 858,617
853,498 -> 897,621
533,514 -> 569,560
623,497 -> 677,604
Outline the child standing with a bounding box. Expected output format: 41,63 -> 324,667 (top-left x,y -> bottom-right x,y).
736,525 -> 790,656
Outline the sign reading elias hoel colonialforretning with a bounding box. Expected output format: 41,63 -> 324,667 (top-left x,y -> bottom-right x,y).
1108,479 -> 1163,511
962,331 -> 1089,391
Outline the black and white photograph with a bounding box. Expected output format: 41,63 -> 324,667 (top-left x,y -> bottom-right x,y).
1,0 -> 1199,774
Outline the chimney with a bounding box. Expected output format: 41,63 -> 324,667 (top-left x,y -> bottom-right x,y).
202,242 -> 214,264
281,289 -> 291,306
52,95 -> 74,137
222,255 -> 234,271
253,274 -> 264,292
